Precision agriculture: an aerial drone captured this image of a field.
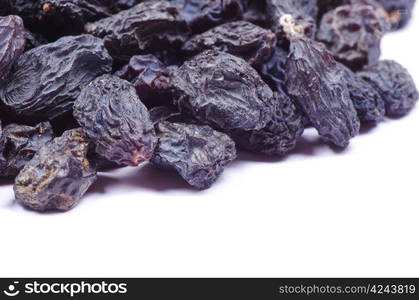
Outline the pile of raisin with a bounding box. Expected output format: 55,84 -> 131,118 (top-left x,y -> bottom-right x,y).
0,0 -> 417,212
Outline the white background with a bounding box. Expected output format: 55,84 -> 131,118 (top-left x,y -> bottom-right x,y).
0,7 -> 418,278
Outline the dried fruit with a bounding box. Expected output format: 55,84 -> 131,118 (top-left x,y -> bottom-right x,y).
114,54 -> 174,108
73,74 -> 157,167
266,0 -> 317,40
317,4 -> 390,70
14,128 -> 97,212
283,15 -> 360,147
85,1 -> 190,61
0,15 -> 26,79
169,0 -> 245,33
172,49 -> 275,132
243,0 -> 268,28
152,121 -> 237,189
0,121 -> 54,178
228,90 -> 304,155
358,60 -> 418,117
375,0 -> 416,29
259,46 -> 288,92
0,34 -> 113,121
182,21 -> 277,68
338,64 -> 385,123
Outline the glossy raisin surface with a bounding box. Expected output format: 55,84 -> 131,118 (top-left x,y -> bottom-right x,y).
85,1 -> 190,61
114,54 -> 174,108
152,121 -> 237,189
358,60 -> 418,117
0,34 -> 113,121
182,21 -> 277,68
73,74 -> 157,167
0,15 -> 26,79
14,128 -> 97,212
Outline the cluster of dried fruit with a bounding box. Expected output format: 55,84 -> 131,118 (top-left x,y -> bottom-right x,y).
0,0 -> 417,212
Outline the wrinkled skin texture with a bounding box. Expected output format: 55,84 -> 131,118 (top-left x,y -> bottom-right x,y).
340,64 -> 385,123
267,0 -> 317,40
286,38 -> 360,147
172,50 -> 275,132
358,60 -> 418,117
73,74 -> 157,167
0,15 -> 26,79
152,121 -> 237,189
85,1 -> 190,61
259,46 -> 288,92
0,122 -> 54,177
182,21 -> 277,68
14,128 -> 97,212
317,4 -> 390,70
36,0 -> 117,36
375,0 -> 416,29
115,54 -> 174,108
229,91 -> 304,155
0,34 -> 113,121
169,0 -> 245,33
0,0 -> 39,29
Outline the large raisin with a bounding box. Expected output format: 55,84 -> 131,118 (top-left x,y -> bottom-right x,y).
172,49 -> 275,132
73,74 -> 157,167
266,0 -> 317,40
85,1 -> 190,62
114,54 -> 174,109
0,34 -> 113,121
182,21 -> 277,68
358,60 -> 418,117
14,128 -> 97,212
0,15 -> 26,79
259,46 -> 288,92
375,0 -> 416,29
317,4 -> 390,70
340,64 -> 385,123
0,0 -> 39,30
152,121 -> 237,189
228,90 -> 304,155
0,121 -> 54,177
169,0 -> 245,34
283,15 -> 360,147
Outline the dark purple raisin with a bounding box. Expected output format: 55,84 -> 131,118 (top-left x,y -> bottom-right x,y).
358,60 -> 418,117
0,34 -> 113,121
283,15 -> 360,147
14,128 -> 97,212
114,54 -> 174,109
317,4 -> 390,70
152,121 -> 237,189
85,1 -> 190,62
182,21 -> 277,68
0,15 -> 26,80
0,121 -> 54,178
73,74 -> 157,167
243,0 -> 269,28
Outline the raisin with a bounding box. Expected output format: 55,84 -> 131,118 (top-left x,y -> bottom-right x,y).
36,0 -> 116,37
0,0 -> 39,30
73,74 -> 157,167
172,49 -> 275,132
169,0 -> 245,34
358,60 -> 418,117
152,121 -> 237,189
114,54 -> 174,109
317,4 -> 390,70
228,90 -> 304,155
243,0 -> 269,28
23,30 -> 48,51
181,21 -> 277,68
375,0 -> 416,29
0,15 -> 26,80
283,15 -> 360,147
0,121 -> 54,178
14,128 -> 97,212
266,0 -> 317,40
259,46 -> 288,92
340,63 -> 385,123
0,34 -> 113,121
85,1 -> 190,62
299,0 -> 319,20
